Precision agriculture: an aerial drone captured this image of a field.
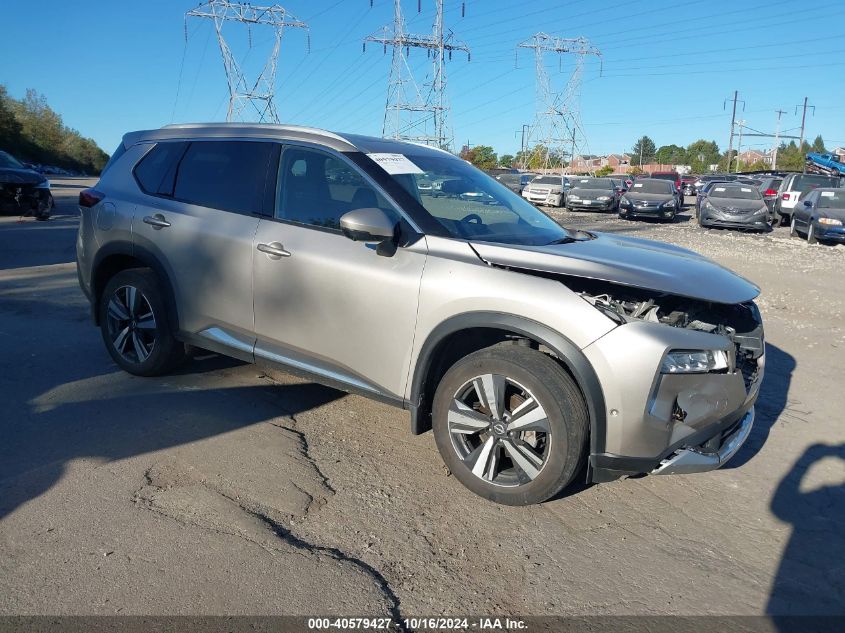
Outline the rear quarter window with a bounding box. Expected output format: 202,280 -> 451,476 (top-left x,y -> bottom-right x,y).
134,142 -> 188,196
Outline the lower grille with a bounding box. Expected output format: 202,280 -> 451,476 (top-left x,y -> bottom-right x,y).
737,355 -> 758,392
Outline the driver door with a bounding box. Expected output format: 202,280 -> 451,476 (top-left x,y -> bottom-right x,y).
252,144 -> 428,402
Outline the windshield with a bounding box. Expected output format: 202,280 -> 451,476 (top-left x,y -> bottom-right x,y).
533,176 -> 562,185
572,178 -> 613,190
628,180 -> 673,194
791,175 -> 839,193
709,185 -> 762,200
0,151 -> 25,169
817,190 -> 845,209
384,153 -> 573,246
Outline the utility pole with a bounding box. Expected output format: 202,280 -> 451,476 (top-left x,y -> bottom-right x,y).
772,109 -> 787,170
364,0 -> 469,150
517,33 -> 601,174
514,124 -> 530,165
735,120 -> 746,173
185,1 -> 309,123
723,90 -> 744,173
794,97 -> 815,152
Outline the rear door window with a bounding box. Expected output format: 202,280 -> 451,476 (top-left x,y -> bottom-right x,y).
173,140 -> 278,214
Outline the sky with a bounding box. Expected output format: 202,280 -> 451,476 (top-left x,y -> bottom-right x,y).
2,0 -> 844,158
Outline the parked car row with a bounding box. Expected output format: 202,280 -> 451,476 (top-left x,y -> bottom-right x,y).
0,150 -> 54,219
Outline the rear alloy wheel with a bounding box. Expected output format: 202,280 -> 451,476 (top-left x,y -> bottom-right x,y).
99,269 -> 185,376
432,346 -> 588,505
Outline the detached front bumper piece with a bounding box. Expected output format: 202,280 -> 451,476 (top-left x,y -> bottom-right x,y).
651,407 -> 754,475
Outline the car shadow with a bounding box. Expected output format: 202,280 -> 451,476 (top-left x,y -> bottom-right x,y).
724,342 -> 795,469
0,353 -> 346,520
767,443 -> 845,619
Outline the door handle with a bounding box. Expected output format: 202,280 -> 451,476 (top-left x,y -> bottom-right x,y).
143,214 -> 171,229
257,242 -> 291,259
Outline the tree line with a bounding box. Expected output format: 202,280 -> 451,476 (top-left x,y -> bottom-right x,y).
0,85 -> 109,175
458,134 -> 831,174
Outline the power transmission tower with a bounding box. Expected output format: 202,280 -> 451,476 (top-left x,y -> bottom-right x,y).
364,0 -> 469,149
723,90 -> 745,172
185,1 -> 309,124
516,34 -> 601,173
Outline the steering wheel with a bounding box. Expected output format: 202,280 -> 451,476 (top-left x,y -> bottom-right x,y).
460,213 -> 483,224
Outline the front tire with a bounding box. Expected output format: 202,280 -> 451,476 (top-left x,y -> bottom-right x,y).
432,346 -> 588,506
98,268 -> 185,376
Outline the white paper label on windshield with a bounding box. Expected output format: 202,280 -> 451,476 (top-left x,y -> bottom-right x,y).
741,187 -> 752,192
714,187 -> 726,192
821,191 -> 835,197
367,153 -> 424,175
579,179 -> 590,182
633,183 -> 643,188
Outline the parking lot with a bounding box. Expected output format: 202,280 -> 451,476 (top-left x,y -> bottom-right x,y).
1,179 -> 843,618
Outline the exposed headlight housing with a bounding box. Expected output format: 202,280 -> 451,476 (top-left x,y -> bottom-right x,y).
620,198 -> 632,207
818,217 -> 843,226
661,349 -> 731,374
662,200 -> 676,208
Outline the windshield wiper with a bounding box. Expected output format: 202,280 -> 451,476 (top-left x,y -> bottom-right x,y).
545,237 -> 576,245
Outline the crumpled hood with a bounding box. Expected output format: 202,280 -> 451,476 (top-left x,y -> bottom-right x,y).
470,232 -> 760,304
0,167 -> 43,186
622,192 -> 673,203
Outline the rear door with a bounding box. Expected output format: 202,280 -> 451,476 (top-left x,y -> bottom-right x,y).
252,144 -> 427,401
132,139 -> 278,358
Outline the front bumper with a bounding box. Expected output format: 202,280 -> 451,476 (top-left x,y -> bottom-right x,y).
583,318 -> 764,483
568,199 -> 615,211
814,223 -> 845,242
619,205 -> 675,219
522,191 -> 562,206
651,407 -> 754,475
0,184 -> 51,213
700,209 -> 769,229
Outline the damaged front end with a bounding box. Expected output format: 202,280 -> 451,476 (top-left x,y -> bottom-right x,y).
572,277 -> 765,482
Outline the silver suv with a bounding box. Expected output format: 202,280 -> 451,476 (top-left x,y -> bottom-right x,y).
76,124 -> 764,505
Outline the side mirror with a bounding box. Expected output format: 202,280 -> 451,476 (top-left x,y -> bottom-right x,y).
803,200 -> 813,208
340,208 -> 396,243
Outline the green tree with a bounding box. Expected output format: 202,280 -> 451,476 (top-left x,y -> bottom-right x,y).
460,145 -> 497,170
686,139 -> 720,173
0,84 -> 109,174
595,165 -> 614,177
811,135 -> 826,153
630,136 -> 656,165
655,144 -> 687,165
499,154 -> 514,168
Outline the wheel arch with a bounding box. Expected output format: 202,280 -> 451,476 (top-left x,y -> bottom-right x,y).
91,241 -> 180,332
409,312 -> 607,456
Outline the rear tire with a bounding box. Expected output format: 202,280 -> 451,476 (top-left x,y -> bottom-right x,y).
98,268 -> 185,376
432,346 -> 588,506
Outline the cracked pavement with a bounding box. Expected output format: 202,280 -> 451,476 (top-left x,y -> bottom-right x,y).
1,180 -> 843,618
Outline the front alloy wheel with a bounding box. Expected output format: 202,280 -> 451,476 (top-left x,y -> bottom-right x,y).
432,346 -> 588,505
448,374 -> 550,486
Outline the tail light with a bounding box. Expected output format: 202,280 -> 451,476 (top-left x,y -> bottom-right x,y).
764,188 -> 778,197
79,188 -> 105,208
782,193 -> 790,201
